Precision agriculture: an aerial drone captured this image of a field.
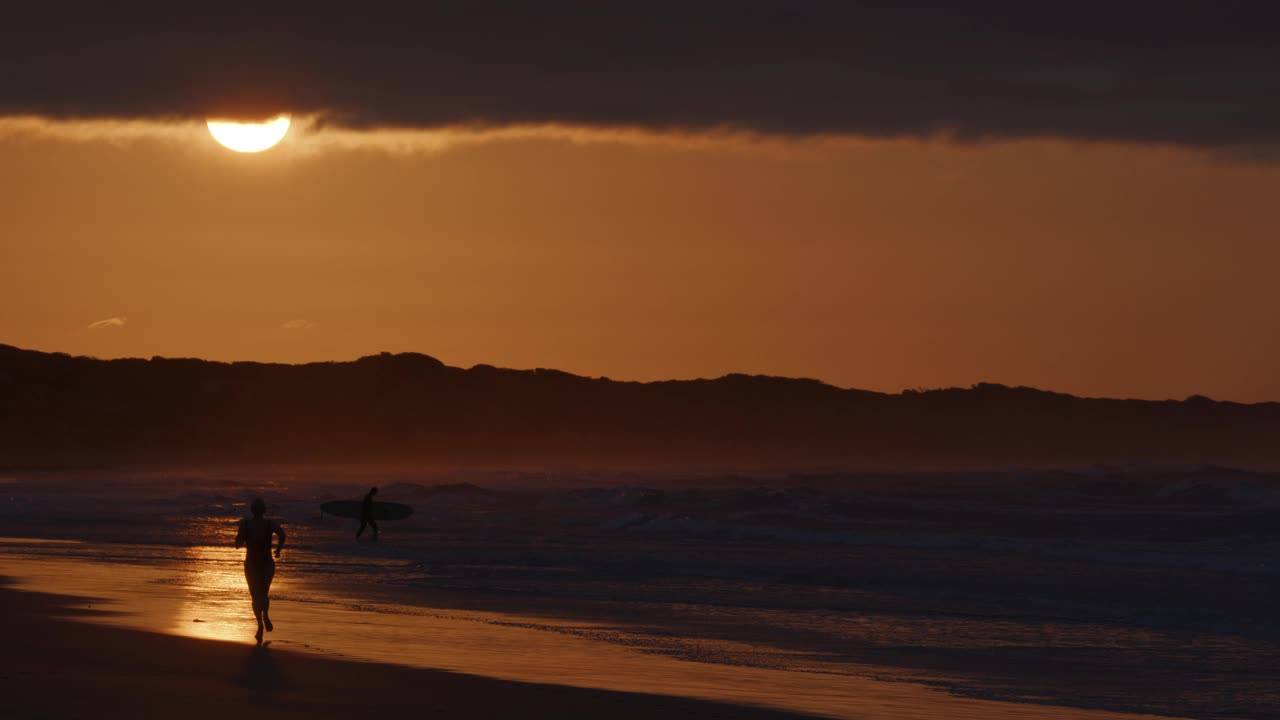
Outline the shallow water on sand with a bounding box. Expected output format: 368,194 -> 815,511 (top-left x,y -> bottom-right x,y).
0,540 -> 1169,720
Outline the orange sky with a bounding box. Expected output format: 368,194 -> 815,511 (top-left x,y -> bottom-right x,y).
2,124 -> 1278,401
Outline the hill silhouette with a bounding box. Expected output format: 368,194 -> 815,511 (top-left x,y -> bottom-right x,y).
1,344 -> 1277,469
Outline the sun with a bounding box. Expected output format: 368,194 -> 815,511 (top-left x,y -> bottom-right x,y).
206,114 -> 291,152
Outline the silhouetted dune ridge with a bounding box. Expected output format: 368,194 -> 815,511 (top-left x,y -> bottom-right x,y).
1,344 -> 1277,469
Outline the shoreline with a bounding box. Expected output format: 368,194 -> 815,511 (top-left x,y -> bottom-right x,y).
0,534 -> 1208,720
0,580 -> 816,720
0,566 -> 1188,720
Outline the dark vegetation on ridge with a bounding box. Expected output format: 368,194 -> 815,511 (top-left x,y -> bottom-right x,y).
1,344 -> 1277,469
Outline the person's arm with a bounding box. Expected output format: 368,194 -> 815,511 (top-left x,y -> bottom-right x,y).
274,522 -> 286,558
234,519 -> 246,549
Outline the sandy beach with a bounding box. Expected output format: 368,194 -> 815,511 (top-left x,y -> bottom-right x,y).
2,564 -> 1197,720
0,581 -> 817,720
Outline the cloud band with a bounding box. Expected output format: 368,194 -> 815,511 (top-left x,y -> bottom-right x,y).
2,3 -> 1277,150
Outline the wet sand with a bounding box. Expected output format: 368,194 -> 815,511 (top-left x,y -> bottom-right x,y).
0,582 -> 811,720
0,570 -> 1184,720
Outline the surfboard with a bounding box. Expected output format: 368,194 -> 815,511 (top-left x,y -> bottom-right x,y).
320,500 -> 414,521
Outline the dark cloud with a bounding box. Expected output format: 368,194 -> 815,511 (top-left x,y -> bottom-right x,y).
3,2 -> 1278,148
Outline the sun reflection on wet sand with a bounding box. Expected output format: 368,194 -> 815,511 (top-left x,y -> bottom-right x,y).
0,546 -> 1175,720
169,545 -> 274,643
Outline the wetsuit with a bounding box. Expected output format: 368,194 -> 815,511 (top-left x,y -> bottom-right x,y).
237,517 -> 280,613
357,492 -> 379,539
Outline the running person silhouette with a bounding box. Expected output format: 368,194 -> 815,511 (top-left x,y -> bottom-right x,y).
235,497 -> 286,642
357,486 -> 379,540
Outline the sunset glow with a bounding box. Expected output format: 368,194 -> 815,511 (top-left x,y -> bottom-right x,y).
3,7 -> 1278,719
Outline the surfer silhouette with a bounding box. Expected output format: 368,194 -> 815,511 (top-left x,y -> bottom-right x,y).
235,497 -> 286,642
357,486 -> 379,541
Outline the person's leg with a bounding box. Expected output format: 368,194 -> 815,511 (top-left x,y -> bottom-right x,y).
261,560 -> 276,632
246,561 -> 265,640
357,518 -> 368,539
